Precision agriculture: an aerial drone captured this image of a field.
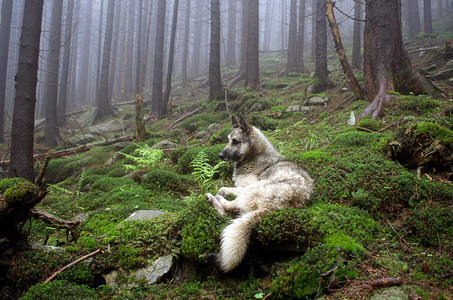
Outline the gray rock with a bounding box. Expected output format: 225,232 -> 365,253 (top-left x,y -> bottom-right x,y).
31,243 -> 65,251
125,170 -> 145,182
368,286 -> 409,299
103,270 -> 119,287
70,133 -> 96,145
76,107 -> 100,128
286,105 -> 311,112
134,255 -> 173,284
152,139 -> 177,150
123,210 -> 165,222
195,130 -> 210,139
308,96 -> 329,105
207,123 -> 223,134
433,68 -> 453,80
249,102 -> 266,112
88,120 -> 125,135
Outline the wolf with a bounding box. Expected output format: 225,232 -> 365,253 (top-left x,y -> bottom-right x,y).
205,116 -> 313,272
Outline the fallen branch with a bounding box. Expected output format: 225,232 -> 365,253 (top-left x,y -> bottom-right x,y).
44,249 -> 102,283
31,209 -> 80,231
35,152 -> 52,186
171,108 -> 201,126
0,135 -> 134,167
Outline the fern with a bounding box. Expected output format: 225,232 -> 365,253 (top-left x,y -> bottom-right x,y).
76,169 -> 86,198
190,151 -> 226,185
48,184 -> 74,195
121,145 -> 163,171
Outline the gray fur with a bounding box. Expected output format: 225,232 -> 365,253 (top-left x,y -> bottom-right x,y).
205,116 -> 313,272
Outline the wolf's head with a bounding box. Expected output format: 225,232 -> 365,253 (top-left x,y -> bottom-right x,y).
218,116 -> 254,163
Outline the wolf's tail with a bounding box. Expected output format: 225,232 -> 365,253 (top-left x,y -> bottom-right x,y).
218,209 -> 269,272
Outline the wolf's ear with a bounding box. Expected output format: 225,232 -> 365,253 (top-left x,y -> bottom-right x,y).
239,115 -> 252,133
232,116 -> 239,128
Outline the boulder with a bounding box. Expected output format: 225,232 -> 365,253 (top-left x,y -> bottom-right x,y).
88,119 -> 125,135
122,210 -> 165,222
286,105 -> 311,112
76,107 -> 100,128
207,123 -> 223,134
151,139 -> 178,150
134,255 -> 173,284
308,96 -> 329,105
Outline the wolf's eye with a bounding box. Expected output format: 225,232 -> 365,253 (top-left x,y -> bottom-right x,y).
232,139 -> 241,146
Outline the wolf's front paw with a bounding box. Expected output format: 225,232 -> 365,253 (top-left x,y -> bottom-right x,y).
205,193 -> 216,205
217,187 -> 229,197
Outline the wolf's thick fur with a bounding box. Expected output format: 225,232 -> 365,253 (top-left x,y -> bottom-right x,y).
205,116 -> 313,272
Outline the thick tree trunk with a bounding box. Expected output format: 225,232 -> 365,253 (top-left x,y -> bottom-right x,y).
287,0 -> 298,72
57,0 -> 74,127
423,0 -> 433,33
135,0 -> 144,94
0,0 -> 13,143
78,0 -> 93,105
162,0 -> 179,115
125,0 -> 135,95
311,0 -> 317,62
95,0 -> 105,96
245,0 -> 260,89
262,0 -> 273,52
44,0 -> 64,148
151,0 -> 166,115
360,0 -> 434,120
209,0 -> 224,100
96,0 -> 115,115
227,0 -> 248,88
351,1 -> 362,69
191,0 -> 202,76
9,0 -> 44,181
314,0 -> 328,91
325,0 -> 364,99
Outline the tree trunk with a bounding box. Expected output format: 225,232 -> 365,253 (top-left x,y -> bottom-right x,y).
57,0 -> 74,127
125,0 -> 135,95
0,0 -> 13,143
95,0 -> 105,96
311,0 -> 317,62
296,0 -> 307,73
96,0 -> 115,116
209,0 -> 224,100
351,1 -> 362,69
191,0 -> 202,76
162,0 -> 179,115
182,0 -> 191,82
314,0 -> 328,91
44,0 -> 64,148
262,0 -> 273,51
245,0 -> 260,89
325,0 -> 364,99
226,0 -> 237,68
151,0 -> 166,116
437,0 -> 443,19
360,0 -> 434,120
109,0 -> 122,102
423,0 -> 433,34
227,0 -> 248,88
287,0 -> 298,72
135,0 -> 144,94
9,0 -> 44,181
281,0 -> 287,50
78,0 -> 93,105
408,0 -> 421,39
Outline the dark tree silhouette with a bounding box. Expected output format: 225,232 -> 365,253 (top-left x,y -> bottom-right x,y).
423,0 -> 433,34
57,0 -> 75,127
182,0 -> 191,82
314,0 -> 328,91
163,0 -> 180,115
0,0 -> 13,143
408,0 -> 421,39
287,0 -> 298,72
44,0 -> 64,147
209,0 -> 224,99
9,0 -> 44,181
226,0 -> 237,67
296,0 -> 307,73
151,0 -> 166,116
96,0 -> 115,115
351,0 -> 362,69
360,0 -> 434,119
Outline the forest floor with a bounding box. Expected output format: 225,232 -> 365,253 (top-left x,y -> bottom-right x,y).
1,34 -> 453,299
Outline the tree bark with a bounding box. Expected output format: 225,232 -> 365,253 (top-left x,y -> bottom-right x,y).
0,0 -> 13,143
325,0 -> 364,99
287,0 -> 298,72
351,0 -> 362,69
209,0 -> 224,100
191,0 -> 202,76
135,0 -> 144,94
151,0 -> 166,115
57,0 -> 75,127
125,0 -> 136,95
408,0 -> 421,39
227,0 -> 248,88
78,0 -> 93,105
423,0 -> 433,33
245,0 -> 260,89
314,0 -> 328,91
96,0 -> 115,116
9,0 -> 44,181
44,0 -> 64,148
262,0 -> 273,52
360,0 -> 435,120
162,0 -> 179,115
296,0 -> 307,73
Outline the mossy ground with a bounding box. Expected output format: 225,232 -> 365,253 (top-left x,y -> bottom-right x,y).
2,53 -> 453,300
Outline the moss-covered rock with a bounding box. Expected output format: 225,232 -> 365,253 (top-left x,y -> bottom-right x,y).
0,178 -> 40,206
20,280 -> 97,300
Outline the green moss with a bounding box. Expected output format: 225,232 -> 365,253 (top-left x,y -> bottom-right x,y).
0,178 -> 40,206
142,167 -> 193,192
210,127 -> 230,145
248,113 -> 278,131
330,131 -> 381,148
20,280 -> 96,300
414,122 -> 453,149
178,114 -> 219,133
357,117 -> 383,132
180,195 -> 227,261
